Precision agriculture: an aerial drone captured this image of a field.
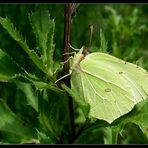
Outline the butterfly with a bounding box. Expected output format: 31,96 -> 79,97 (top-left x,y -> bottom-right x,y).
70,46 -> 148,123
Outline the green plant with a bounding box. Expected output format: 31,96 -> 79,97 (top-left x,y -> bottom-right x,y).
0,4 -> 147,144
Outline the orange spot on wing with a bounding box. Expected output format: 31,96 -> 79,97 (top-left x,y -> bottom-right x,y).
105,88 -> 111,92
119,72 -> 123,74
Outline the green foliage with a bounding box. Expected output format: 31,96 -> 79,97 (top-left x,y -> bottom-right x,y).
38,89 -> 69,143
29,5 -> 56,77
0,99 -> 37,144
114,99 -> 148,139
0,16 -> 47,74
0,48 -> 51,90
0,4 -> 147,144
17,82 -> 38,112
0,49 -> 25,81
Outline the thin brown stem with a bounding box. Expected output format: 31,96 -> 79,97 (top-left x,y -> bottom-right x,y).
63,3 -> 75,143
89,25 -> 93,47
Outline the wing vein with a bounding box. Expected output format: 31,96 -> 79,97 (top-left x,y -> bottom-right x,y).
121,73 -> 146,102
83,73 -> 109,120
82,68 -> 130,97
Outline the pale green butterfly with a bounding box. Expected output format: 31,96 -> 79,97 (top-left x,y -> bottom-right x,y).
69,45 -> 148,124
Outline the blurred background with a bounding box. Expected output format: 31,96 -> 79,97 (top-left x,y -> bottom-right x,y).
0,4 -> 148,144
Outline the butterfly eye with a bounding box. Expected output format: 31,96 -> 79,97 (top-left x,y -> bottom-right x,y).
82,47 -> 89,56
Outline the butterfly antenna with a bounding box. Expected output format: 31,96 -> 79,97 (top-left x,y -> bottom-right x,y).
69,43 -> 80,51
63,52 -> 75,55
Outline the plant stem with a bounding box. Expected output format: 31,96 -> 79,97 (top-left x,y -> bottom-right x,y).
63,3 -> 75,143
103,127 -> 119,144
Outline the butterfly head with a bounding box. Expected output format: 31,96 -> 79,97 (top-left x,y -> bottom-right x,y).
71,46 -> 89,71
79,46 -> 89,56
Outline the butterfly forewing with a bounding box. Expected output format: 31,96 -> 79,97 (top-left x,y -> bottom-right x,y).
82,53 -> 148,103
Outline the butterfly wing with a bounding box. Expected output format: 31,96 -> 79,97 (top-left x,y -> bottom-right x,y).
71,52 -> 148,123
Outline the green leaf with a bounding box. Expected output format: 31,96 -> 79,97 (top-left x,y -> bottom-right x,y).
0,49 -> 51,90
17,82 -> 38,112
132,101 -> 148,137
105,6 -> 121,29
112,99 -> 148,138
0,16 -> 47,74
29,6 -> 55,76
0,99 -> 37,143
38,89 -> 68,143
36,129 -> 54,144
99,28 -> 108,52
103,127 -> 118,144
0,49 -> 26,82
81,100 -> 148,144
